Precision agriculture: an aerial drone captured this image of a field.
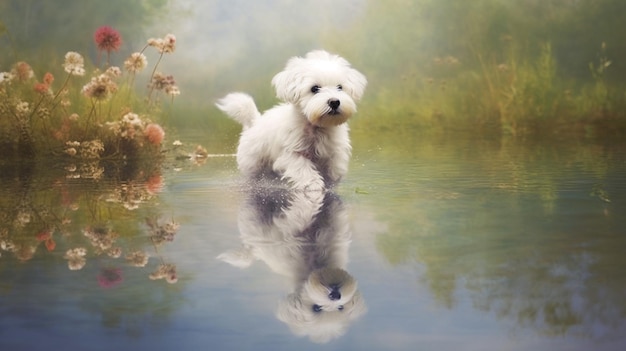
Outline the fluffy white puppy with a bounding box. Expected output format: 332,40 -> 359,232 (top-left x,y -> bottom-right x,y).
218,186 -> 366,343
216,50 -> 367,191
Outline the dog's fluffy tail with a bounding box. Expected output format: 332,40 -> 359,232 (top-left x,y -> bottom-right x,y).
215,93 -> 260,129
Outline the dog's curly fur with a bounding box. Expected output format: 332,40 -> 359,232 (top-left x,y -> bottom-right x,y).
216,50 -> 367,191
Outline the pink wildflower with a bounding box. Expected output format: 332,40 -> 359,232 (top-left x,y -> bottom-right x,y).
94,26 -> 122,53
33,82 -> 50,95
36,231 -> 52,241
145,174 -> 163,194
45,238 -> 56,252
144,123 -> 165,145
43,72 -> 54,85
13,62 -> 34,81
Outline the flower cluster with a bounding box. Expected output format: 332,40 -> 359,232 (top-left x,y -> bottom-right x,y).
0,26 -> 181,161
79,140 -> 99,157
94,26 -> 122,53
36,230 -> 56,252
149,263 -> 178,284
125,250 -> 149,267
63,52 -> 86,76
105,181 -> 156,210
145,123 -> 165,145
64,139 -> 105,159
1,163 -> 181,285
83,226 -> 121,257
63,161 -> 105,180
14,208 -> 33,228
64,247 -> 87,270
12,61 -> 34,81
124,52 -> 148,73
81,70 -> 119,101
0,71 -> 13,83
0,26 -> 189,285
106,112 -> 166,147
34,72 -> 54,95
0,229 -> 16,258
148,34 -> 176,54
149,72 -> 180,96
14,100 -> 30,117
107,112 -> 142,140
146,217 -> 179,245
57,215 -> 177,284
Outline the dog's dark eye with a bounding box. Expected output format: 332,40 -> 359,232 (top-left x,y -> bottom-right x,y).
311,85 -> 320,94
337,85 -> 343,91
312,304 -> 323,313
338,305 -> 344,311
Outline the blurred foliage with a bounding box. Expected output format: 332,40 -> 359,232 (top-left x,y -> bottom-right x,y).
0,0 -> 170,69
343,0 -> 626,138
169,0 -> 366,110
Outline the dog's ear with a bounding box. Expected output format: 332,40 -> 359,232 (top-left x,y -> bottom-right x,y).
342,290 -> 368,321
342,67 -> 367,102
306,50 -> 367,102
271,58 -> 305,103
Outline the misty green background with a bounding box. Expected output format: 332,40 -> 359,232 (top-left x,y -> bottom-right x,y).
2,0 -> 626,141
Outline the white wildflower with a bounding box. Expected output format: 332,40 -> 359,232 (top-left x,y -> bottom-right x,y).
63,52 -> 86,76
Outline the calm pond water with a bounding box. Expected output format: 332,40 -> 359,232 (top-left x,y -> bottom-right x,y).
1,130 -> 625,351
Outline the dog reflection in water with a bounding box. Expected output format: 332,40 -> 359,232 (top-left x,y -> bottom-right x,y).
217,185 -> 366,343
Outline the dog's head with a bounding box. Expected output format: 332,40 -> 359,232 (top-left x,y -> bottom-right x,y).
276,267 -> 367,343
272,50 -> 367,128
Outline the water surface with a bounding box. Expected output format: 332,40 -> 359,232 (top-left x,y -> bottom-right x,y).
1,131 -> 625,351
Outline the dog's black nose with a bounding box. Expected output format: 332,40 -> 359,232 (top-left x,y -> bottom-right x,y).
329,289 -> 341,301
328,98 -> 340,110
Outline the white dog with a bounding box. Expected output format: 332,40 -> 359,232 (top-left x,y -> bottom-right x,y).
218,186 -> 366,343
216,50 -> 367,191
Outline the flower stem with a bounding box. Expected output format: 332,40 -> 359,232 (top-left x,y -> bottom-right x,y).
49,73 -> 72,112
147,52 -> 164,104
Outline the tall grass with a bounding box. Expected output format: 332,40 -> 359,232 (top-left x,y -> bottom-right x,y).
358,39 -> 626,139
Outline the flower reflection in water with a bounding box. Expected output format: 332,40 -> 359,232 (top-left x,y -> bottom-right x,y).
98,267 -> 123,289
64,247 -> 87,270
0,159 -> 183,286
149,263 -> 178,284
125,250 -> 149,267
84,226 -> 121,257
